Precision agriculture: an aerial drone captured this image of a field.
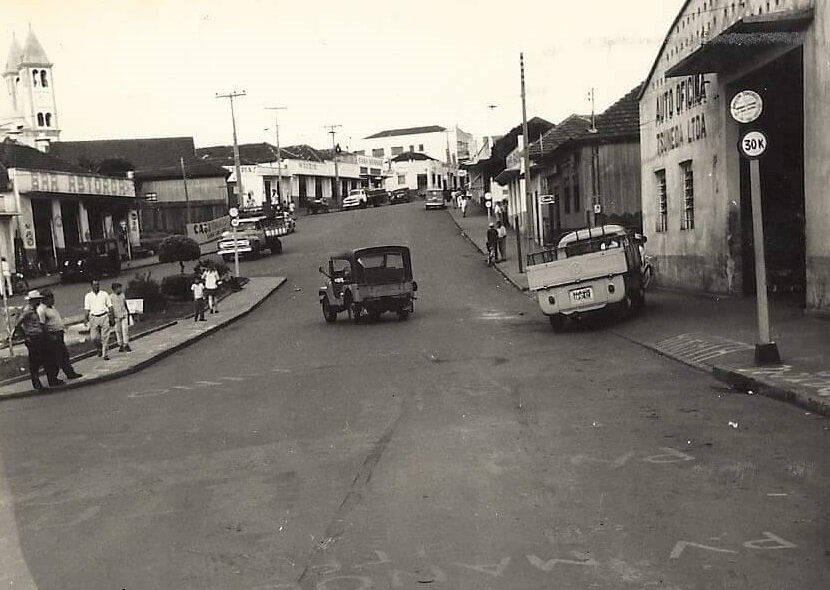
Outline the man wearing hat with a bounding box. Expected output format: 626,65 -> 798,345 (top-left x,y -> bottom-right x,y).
13,290 -> 60,389
486,222 -> 499,266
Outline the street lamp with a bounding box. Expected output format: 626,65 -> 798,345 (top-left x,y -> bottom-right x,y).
266,106 -> 287,210
216,90 -> 246,278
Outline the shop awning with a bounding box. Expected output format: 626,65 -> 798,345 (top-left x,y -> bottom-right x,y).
666,8 -> 813,77
494,167 -> 520,186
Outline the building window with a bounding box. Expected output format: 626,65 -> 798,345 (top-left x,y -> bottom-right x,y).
44,113 -> 52,127
370,167 -> 381,175
40,70 -> 48,87
418,144 -> 424,151
680,160 -> 694,230
572,171 -> 580,212
36,112 -> 44,127
397,174 -> 406,185
409,145 -> 414,152
656,169 -> 668,232
354,150 -> 365,156
372,148 -> 384,158
32,70 -> 39,87
359,166 -> 368,174
391,146 -> 404,156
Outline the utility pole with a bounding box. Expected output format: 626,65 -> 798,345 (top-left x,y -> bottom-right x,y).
520,52 -> 534,243
216,90 -> 246,210
325,124 -> 342,202
180,157 -> 192,226
266,106 -> 287,211
588,88 -> 600,227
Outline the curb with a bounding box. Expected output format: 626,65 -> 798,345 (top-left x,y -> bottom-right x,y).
446,210 -> 530,295
0,277 -> 286,402
712,365 -> 830,417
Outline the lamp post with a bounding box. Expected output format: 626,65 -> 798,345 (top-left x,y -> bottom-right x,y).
325,124 -> 342,203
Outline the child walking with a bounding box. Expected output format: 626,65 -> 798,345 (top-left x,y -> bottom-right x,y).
191,276 -> 207,321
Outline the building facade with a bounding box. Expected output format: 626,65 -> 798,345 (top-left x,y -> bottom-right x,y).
354,125 -> 475,167
1,140 -> 138,277
197,143 -> 364,210
382,152 -> 453,195
640,0 -> 826,313
1,28 -> 60,151
52,137 -> 230,235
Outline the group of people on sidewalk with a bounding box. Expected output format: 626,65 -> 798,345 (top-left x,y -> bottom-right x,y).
486,220 -> 509,264
13,289 -> 83,389
11,279 -> 135,389
191,261 -> 222,322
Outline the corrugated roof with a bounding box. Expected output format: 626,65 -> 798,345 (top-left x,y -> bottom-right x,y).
52,137 -> 197,170
0,138 -> 87,174
365,125 -> 447,139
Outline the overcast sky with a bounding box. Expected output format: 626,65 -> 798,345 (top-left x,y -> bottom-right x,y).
3,0 -> 683,150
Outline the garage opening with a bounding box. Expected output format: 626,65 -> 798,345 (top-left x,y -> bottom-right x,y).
736,47 -> 805,306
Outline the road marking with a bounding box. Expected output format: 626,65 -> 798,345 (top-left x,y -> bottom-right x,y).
669,541 -> 738,559
743,532 -> 797,550
655,333 -> 753,368
526,552 -> 598,571
453,557 -> 511,577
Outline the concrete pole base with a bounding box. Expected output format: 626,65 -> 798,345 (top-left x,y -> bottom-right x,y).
754,342 -> 781,365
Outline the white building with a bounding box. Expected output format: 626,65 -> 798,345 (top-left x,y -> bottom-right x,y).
1,28 -> 60,151
383,152 -> 452,196
354,125 -> 476,166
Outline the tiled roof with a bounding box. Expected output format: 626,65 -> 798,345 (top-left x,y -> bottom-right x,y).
591,83 -> 643,141
133,161 -> 230,182
52,137 -> 197,171
0,138 -> 87,174
391,152 -> 437,162
528,115 -> 592,159
365,125 -> 446,139
196,143 -> 327,166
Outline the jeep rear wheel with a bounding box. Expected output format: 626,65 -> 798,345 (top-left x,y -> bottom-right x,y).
322,300 -> 337,323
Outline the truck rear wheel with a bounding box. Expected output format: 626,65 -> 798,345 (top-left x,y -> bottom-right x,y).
271,240 -> 283,254
322,300 -> 337,323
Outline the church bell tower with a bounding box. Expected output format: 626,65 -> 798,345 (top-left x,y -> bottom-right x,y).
2,27 -> 60,151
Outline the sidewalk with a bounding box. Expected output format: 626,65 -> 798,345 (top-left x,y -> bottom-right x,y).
448,205 -> 830,416
0,276 -> 286,401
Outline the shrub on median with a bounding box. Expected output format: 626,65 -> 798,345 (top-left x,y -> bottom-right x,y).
160,274 -> 193,301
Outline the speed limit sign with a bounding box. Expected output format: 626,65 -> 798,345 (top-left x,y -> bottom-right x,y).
739,130 -> 768,159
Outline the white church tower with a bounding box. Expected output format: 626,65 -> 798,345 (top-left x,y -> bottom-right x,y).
2,27 -> 60,151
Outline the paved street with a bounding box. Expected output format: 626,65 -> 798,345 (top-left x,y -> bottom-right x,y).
0,203 -> 826,589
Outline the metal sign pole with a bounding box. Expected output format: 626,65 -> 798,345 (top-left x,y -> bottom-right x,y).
748,157 -> 778,364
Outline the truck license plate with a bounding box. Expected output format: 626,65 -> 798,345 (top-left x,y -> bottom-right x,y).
570,287 -> 594,303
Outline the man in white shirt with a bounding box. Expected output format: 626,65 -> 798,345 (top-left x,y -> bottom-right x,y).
84,280 -> 114,360
1,256 -> 13,296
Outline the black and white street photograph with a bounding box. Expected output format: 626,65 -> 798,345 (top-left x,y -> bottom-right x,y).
0,1 -> 827,588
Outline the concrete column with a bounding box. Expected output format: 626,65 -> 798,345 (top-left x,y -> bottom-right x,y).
78,201 -> 91,241
50,199 -> 65,249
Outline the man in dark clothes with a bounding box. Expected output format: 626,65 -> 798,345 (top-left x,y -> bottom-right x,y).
13,290 -> 58,389
486,222 -> 499,265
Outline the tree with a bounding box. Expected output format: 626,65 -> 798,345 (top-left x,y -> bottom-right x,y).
157,235 -> 201,274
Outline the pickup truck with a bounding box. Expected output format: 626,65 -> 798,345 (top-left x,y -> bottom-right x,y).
526,224 -> 645,330
217,215 -> 287,260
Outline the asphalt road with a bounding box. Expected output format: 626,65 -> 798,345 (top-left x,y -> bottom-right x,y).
0,202 -> 826,589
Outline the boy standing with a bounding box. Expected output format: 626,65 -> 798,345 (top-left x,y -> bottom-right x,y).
110,282 -> 132,352
191,276 -> 207,321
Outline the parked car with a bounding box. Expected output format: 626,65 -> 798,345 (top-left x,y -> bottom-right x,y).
424,189 -> 446,210
60,238 -> 122,282
526,224 -> 645,331
308,196 -> 330,214
319,245 -> 418,322
343,188 -> 369,209
217,215 -> 285,260
366,188 -> 388,207
389,187 -> 412,204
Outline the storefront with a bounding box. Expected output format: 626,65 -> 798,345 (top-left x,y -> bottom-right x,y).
2,166 -> 138,276
640,0 -> 827,313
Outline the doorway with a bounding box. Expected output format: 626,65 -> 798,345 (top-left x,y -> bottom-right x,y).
31,199 -> 56,273
736,47 -> 805,305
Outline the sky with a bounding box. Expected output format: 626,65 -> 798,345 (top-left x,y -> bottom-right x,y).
2,0 -> 684,151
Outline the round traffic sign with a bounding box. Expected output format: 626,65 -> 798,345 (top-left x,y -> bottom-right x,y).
229,207 -> 239,217
739,130 -> 768,159
730,90 -> 763,124
230,217 -> 240,227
